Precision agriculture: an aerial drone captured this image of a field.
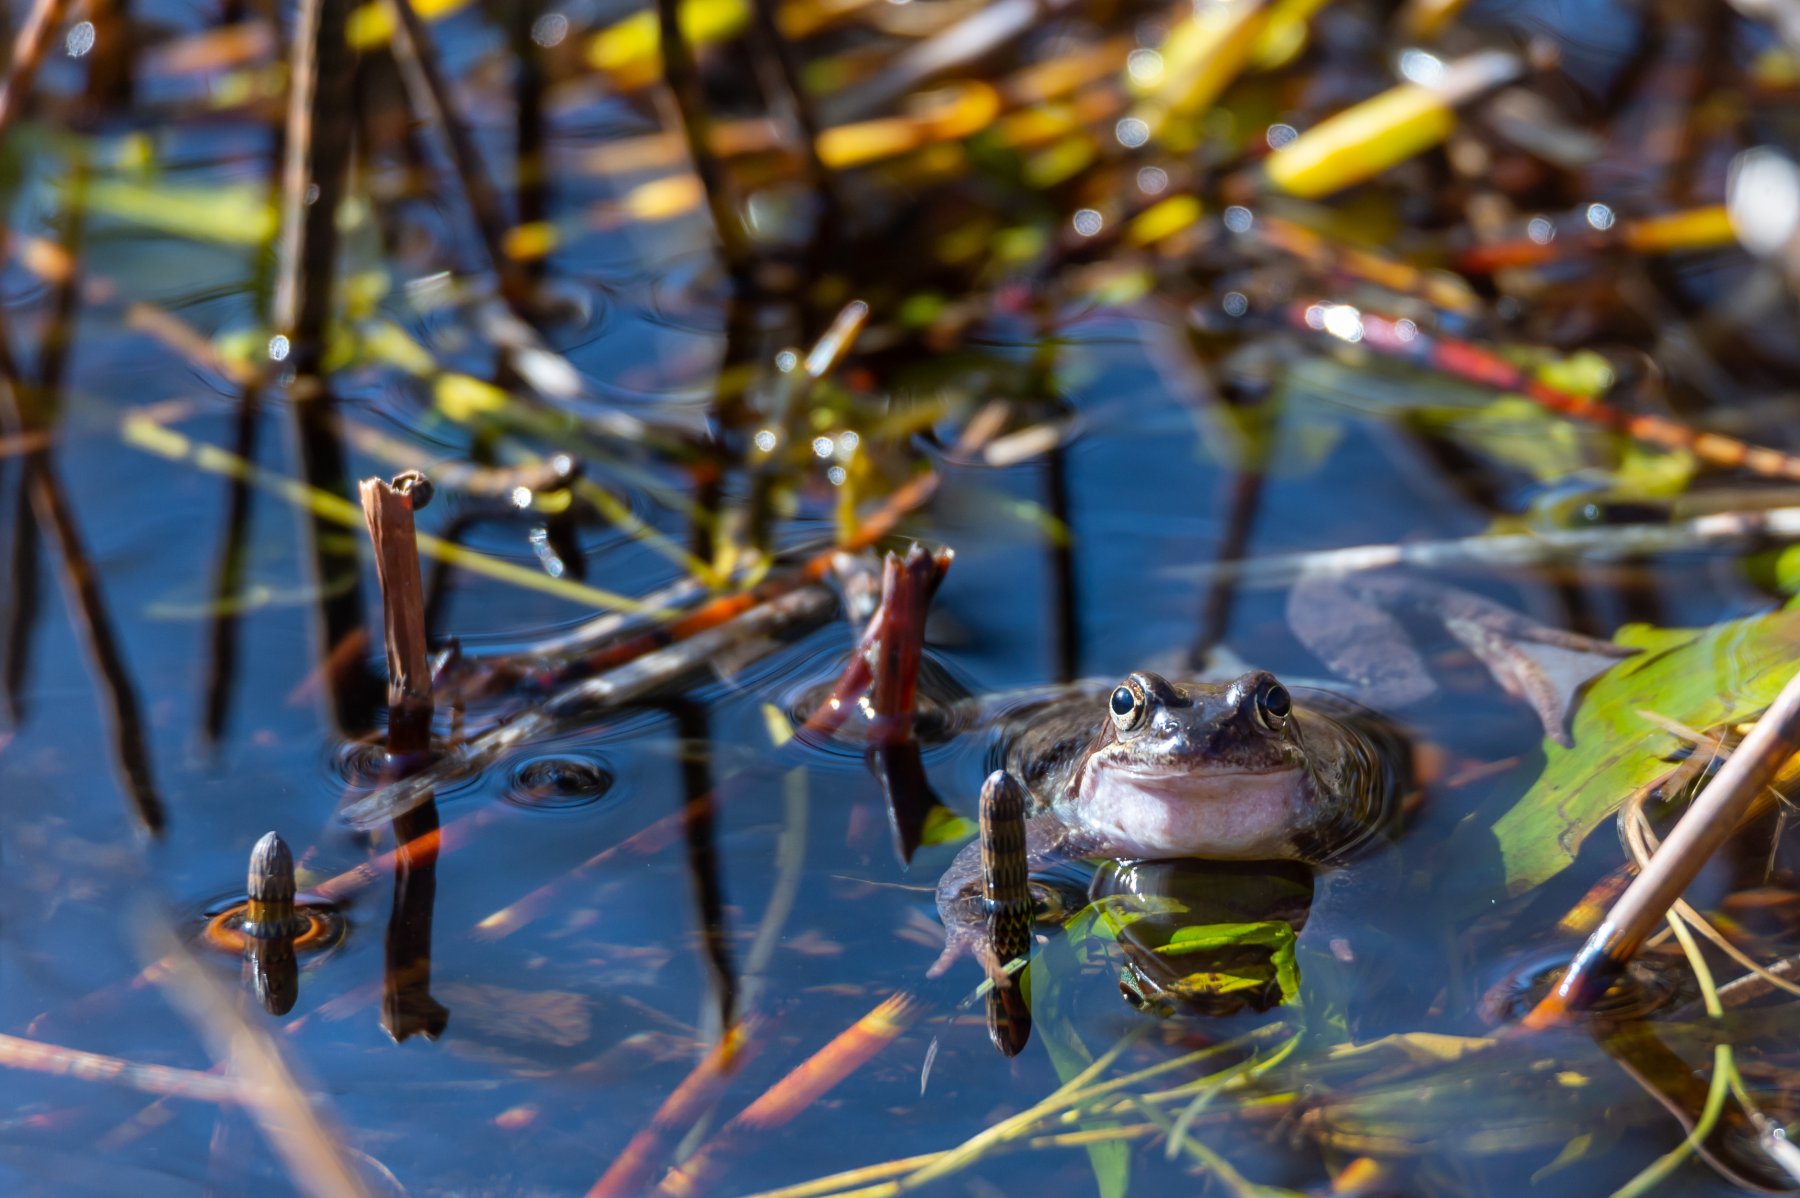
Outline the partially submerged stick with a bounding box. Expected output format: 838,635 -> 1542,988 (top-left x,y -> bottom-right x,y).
339,582 -> 834,826
1523,663 -> 1800,1027
358,471 -> 449,1042
359,472 -> 434,755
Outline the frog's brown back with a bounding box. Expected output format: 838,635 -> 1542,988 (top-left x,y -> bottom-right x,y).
993,685 -> 1111,813
1286,690 -> 1412,864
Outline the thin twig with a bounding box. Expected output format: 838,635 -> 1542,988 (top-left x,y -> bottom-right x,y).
1175,506 -> 1800,589
0,1031 -> 246,1103
339,582 -> 835,826
1525,663 -> 1800,1026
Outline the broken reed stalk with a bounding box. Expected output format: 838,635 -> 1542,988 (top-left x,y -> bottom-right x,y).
358,472 -> 434,755
867,546 -> 949,745
1523,662 -> 1800,1027
359,472 -> 448,1042
382,0 -> 534,312
0,0 -> 75,144
980,770 -> 1032,1057
800,545 -> 949,742
242,831 -> 304,1016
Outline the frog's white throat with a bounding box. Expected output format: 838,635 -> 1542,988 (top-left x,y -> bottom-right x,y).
1068,766 -> 1307,860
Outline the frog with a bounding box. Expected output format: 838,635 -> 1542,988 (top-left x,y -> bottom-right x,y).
928,571 -> 1635,990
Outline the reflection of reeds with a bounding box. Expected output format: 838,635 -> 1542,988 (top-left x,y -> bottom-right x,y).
383,0 -> 534,312
0,0 -> 74,143
0,186 -> 164,833
658,0 -> 751,278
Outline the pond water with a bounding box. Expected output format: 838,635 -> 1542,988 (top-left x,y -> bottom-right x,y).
3,0 -> 1800,1193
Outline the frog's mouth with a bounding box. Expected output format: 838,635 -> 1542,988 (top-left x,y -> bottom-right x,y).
1074,766 -> 1307,860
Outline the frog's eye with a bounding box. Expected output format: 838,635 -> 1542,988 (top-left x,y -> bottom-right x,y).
1109,682 -> 1146,733
1255,681 -> 1292,730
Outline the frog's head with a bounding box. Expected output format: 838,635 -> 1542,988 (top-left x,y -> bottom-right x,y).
1063,670 -> 1313,860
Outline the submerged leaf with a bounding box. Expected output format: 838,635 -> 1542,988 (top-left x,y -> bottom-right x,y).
1487,607 -> 1800,896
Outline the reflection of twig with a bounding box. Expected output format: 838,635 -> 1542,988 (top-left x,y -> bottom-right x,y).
671,700 -> 737,1031
1526,664 -> 1800,1026
382,0 -> 534,310
0,320 -> 164,833
657,0 -> 750,277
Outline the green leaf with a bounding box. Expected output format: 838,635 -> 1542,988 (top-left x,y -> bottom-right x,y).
1488,607 -> 1800,896
918,805 -> 976,848
1158,920 -> 1300,1003
1027,932 -> 1131,1198
86,178 -> 278,245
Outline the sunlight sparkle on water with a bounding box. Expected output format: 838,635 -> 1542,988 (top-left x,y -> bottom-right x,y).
1729,147 -> 1800,258
1073,209 -> 1104,236
1398,48 -> 1445,85
1321,304 -> 1364,342
1127,49 -> 1164,86
1116,118 -> 1150,148
531,13 -> 568,46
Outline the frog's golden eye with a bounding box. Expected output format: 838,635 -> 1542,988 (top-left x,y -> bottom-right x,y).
1255,680 -> 1291,730
1109,682 -> 1146,733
